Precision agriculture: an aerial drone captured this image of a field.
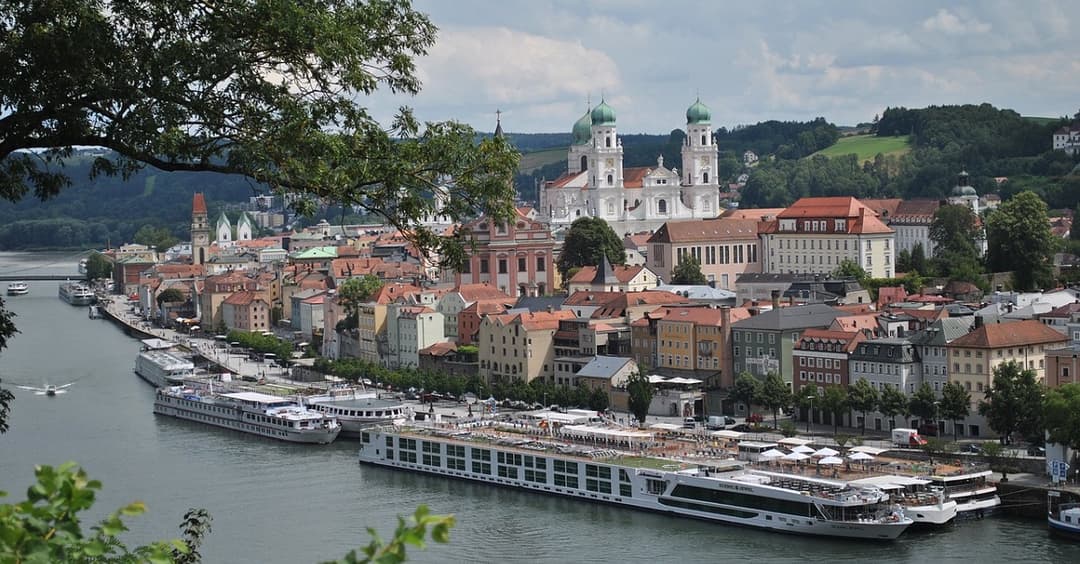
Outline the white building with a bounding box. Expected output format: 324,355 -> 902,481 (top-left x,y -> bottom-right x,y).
539,98 -> 721,234
1053,124 -> 1080,155
385,304 -> 445,369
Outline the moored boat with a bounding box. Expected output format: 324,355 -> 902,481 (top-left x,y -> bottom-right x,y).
59,281 -> 96,305
135,339 -> 196,387
358,423 -> 913,540
303,388 -> 410,438
923,469 -> 1000,518
849,475 -> 957,525
6,282 -> 29,296
154,384 -> 341,444
1049,490 -> 1080,539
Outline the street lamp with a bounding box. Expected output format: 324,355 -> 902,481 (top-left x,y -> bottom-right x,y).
933,400 -> 940,437
806,395 -> 814,434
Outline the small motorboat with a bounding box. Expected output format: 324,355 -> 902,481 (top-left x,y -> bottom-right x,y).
6,282 -> 29,296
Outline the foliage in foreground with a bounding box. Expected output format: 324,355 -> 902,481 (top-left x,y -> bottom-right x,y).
0,464 -> 452,564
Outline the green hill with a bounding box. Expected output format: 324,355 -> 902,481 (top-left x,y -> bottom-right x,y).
518,147 -> 566,174
813,134 -> 911,162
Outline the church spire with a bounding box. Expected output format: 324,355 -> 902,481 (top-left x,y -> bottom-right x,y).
494,109 -> 504,139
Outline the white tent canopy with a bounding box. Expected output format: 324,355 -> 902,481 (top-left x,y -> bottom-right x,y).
849,446 -> 889,455
560,425 -> 654,448
812,447 -> 839,457
710,430 -> 744,439
848,452 -> 875,461
817,456 -> 844,465
649,423 -> 682,431
778,437 -> 814,447
759,449 -> 786,460
783,452 -> 811,462
791,445 -> 815,454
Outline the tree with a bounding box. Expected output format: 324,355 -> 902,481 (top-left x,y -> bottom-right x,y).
929,204 -> 982,283
0,0 -> 519,271
757,373 -> 791,429
336,274 -> 383,331
587,386 -> 609,412
939,381 -> 971,441
156,287 -> 186,306
908,382 -> 937,424
922,437 -> 953,465
986,191 -> 1059,290
910,243 -> 929,276
877,384 -> 908,431
671,255 -> 708,285
1071,204 -> 1080,242
978,360 -> 1045,444
895,249 -> 912,273
556,217 -> 626,278
820,386 -> 848,434
832,258 -> 867,282
84,252 -> 113,281
846,378 -> 879,436
626,371 -> 653,427
730,372 -> 760,415
133,225 -> 179,253
1044,383 -> 1080,466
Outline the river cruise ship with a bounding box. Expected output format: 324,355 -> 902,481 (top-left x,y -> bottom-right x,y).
58,281 -> 95,305
358,423 -> 913,540
849,475 -> 957,525
924,469 -> 1000,517
303,388 -> 410,438
154,385 -> 341,444
135,339 -> 196,388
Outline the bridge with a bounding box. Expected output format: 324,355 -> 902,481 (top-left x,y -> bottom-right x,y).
0,274 -> 88,282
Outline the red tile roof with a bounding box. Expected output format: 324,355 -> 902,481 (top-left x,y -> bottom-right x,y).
649,218 -> 761,244
192,192 -> 207,214
370,283 -> 422,305
569,264 -> 646,285
223,290 -> 264,306
795,328 -> 865,352
948,319 -> 1068,348
455,283 -> 513,302
490,310 -> 576,331
622,167 -> 651,188
419,342 -> 457,357
649,306 -> 752,326
776,197 -> 894,234
722,208 -> 786,221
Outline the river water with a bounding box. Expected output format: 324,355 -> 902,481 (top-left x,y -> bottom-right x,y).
1,253 -> 1078,563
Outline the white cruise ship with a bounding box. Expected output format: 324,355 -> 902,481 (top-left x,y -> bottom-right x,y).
58,282 -> 95,305
135,339 -> 196,388
849,475 -> 957,525
925,469 -> 1000,518
154,385 -> 341,444
358,424 -> 913,540
303,389 -> 410,438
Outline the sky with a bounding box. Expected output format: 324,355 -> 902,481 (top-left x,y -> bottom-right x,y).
363,0 -> 1080,135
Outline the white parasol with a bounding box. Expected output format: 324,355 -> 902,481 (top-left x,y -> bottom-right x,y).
759,449 -> 786,460
791,445 -> 815,454
817,456 -> 844,465
812,447 -> 839,457
783,452 -> 811,462
848,451 -> 875,461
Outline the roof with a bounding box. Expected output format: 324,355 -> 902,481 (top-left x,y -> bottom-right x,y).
721,208 -> 786,221
419,342 -> 457,357
222,290 -> 266,306
830,313 -> 880,333
576,356 -> 635,379
569,263 -> 646,285
489,310 -> 577,331
653,284 -> 737,301
774,197 -> 894,235
461,299 -> 510,316
192,193 -> 207,214
1041,303 -> 1080,319
648,305 -> 752,326
455,283 -> 512,302
908,318 -> 976,346
948,319 -> 1069,349
624,232 -> 653,249
513,295 -> 567,313
369,283 -> 422,305
648,218 -> 761,244
623,166 -> 651,189
877,286 -> 909,308
292,246 -> 339,260
796,328 -> 865,351
731,304 -> 845,331
890,199 -> 941,222
859,198 -> 902,219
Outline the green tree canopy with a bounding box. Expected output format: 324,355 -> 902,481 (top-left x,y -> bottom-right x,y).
757,373 -> 791,429
556,217 -> 626,278
846,378 -> 879,436
1044,383 -> 1080,453
133,225 -> 179,253
910,243 -> 929,277
84,251 -> 113,281
877,383 -> 908,430
626,370 -> 653,427
820,385 -> 848,434
156,287 -> 186,305
929,204 -> 982,283
908,381 -> 938,423
978,360 -> 1045,443
939,381 -> 971,441
986,191 -> 1058,290
671,255 -> 708,285
832,258 -> 868,282
730,372 -> 760,414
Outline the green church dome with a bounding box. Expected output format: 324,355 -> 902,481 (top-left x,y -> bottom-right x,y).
572,111 -> 592,145
686,98 -> 711,124
591,100 -> 616,126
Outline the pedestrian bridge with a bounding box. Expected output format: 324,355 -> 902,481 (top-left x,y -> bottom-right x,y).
0,273 -> 88,281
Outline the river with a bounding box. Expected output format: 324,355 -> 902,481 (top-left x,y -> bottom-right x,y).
1,253 -> 1078,563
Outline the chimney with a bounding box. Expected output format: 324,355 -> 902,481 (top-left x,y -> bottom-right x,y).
547,306 -> 553,314
771,289 -> 780,310
974,316 -> 983,329
720,305 -> 731,328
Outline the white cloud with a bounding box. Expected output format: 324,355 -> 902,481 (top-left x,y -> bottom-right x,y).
922,8 -> 991,35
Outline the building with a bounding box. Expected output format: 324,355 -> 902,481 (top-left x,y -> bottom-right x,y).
565,256 -> 658,293
386,305 -> 445,369
574,356 -> 638,402
760,197 -> 895,279
1053,124 -> 1080,156
849,337 -> 918,431
889,199 -> 940,257
436,283 -> 512,342
647,218 -> 762,289
634,305 -> 750,388
454,207 -> 556,297
907,317 -> 976,395
1044,344 -> 1080,388
477,309 -> 576,384
731,304 -> 847,385
793,328 -> 866,427
735,273 -> 870,307
418,342 -> 477,379
191,192 -> 210,266
539,99 -> 721,233
946,319 -> 1069,437
220,290 -> 271,332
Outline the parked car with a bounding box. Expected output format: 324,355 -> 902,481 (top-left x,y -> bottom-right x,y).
959,443 -> 983,454
1027,445 -> 1046,457
731,423 -> 753,432
746,413 -> 764,424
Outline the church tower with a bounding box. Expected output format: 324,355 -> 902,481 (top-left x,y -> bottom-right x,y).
215,210 -> 233,245
191,192 -> 210,265
681,98 -> 720,217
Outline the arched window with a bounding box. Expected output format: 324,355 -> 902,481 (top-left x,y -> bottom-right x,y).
703,172 -> 709,183
607,174 -> 613,185
581,155 -> 588,171
701,134 -> 706,145
606,136 -> 612,148
658,199 -> 667,214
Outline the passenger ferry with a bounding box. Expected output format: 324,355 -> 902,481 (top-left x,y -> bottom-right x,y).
6,282 -> 29,296
849,475 -> 957,525
58,281 -> 96,306
924,469 -> 1000,517
134,339 -> 196,388
1048,490 -> 1080,539
358,424 -> 913,540
154,385 -> 341,444
303,388 -> 410,438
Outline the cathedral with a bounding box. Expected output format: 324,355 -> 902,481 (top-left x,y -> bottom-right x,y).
539,98 -> 721,234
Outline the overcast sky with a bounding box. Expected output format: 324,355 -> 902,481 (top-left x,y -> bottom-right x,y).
365,1 -> 1080,134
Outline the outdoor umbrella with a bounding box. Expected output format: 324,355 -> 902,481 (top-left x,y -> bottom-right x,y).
813,447 -> 839,457
783,452 -> 810,462
791,445 -> 815,454
848,452 -> 875,461
760,449 -> 786,460
817,456 -> 844,465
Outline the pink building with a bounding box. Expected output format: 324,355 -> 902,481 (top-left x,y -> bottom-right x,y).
454,207 -> 556,297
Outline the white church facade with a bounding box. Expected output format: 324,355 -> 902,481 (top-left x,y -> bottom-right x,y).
539,98 -> 721,234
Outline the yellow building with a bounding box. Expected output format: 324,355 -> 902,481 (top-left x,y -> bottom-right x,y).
478,310 -> 576,384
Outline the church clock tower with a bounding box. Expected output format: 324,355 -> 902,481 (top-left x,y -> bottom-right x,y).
191,192 -> 210,265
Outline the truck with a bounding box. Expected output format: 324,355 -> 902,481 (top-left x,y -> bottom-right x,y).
891,427 -> 928,448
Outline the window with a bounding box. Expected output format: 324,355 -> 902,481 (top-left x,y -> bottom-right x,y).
518,257 -> 527,272
498,259 -> 507,274
536,256 -> 546,271
658,199 -> 667,214
480,259 -> 489,274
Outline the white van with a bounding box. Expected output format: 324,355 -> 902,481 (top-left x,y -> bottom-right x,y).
683,417 -> 697,429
